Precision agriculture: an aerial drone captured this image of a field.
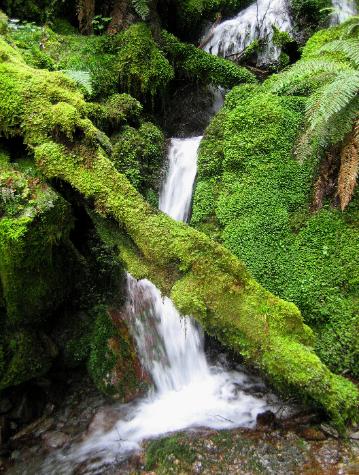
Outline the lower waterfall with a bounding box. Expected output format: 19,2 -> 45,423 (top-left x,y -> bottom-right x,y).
33,137 -> 279,475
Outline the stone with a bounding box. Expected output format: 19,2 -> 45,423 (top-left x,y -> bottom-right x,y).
42,431 -> 69,449
300,427 -> 326,441
256,410 -> 276,427
320,424 -> 339,439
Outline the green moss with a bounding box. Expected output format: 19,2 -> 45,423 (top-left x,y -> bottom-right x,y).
86,93 -> 143,133
111,121 -> 165,196
162,30 -> 256,89
0,164 -> 75,327
0,35 -> 357,424
289,0 -> 331,34
87,306 -> 144,400
145,434 -> 196,472
0,10 -> 8,35
115,23 -> 174,100
192,42 -> 359,386
0,330 -> 55,390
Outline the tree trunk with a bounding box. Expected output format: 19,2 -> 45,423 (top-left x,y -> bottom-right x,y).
107,0 -> 134,34
78,0 -> 95,35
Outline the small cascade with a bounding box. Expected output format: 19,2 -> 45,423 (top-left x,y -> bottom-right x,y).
203,0 -> 292,65
331,0 -> 357,24
159,137 -> 202,222
29,136 -> 280,475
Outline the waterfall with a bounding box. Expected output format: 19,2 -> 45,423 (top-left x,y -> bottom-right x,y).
331,0 -> 357,24
203,0 -> 292,65
30,136 -> 278,475
159,137 -> 202,222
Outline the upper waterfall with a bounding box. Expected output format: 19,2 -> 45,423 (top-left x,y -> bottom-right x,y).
203,0 -> 292,65
331,0 -> 357,24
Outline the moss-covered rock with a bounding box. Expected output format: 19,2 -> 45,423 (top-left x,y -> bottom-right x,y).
0,33 -> 357,425
0,162 -> 76,327
87,306 -> 147,401
0,330 -> 56,390
111,121 -> 165,199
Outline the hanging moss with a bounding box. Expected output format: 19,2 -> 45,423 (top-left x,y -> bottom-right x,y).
161,30 -> 256,88
114,23 -> 175,100
111,122 -> 165,197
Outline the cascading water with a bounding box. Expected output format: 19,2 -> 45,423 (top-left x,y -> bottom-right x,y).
159,137 -> 202,222
203,0 -> 292,65
28,137 -> 279,475
331,0 -> 357,24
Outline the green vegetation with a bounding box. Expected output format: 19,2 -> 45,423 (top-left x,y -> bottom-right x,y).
192,21 -> 359,385
145,434 -> 196,472
0,1 -> 358,430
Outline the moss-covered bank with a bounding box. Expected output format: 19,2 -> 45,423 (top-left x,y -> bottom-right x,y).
192,23 -> 359,382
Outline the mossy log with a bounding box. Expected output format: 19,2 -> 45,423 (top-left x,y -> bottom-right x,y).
0,37 -> 358,426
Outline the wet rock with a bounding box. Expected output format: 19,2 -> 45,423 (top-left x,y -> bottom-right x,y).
256,410 -> 276,427
42,430 -> 69,449
349,431 -> 359,440
85,407 -> 121,438
11,415 -> 54,441
320,423 -> 339,438
300,427 -> 327,441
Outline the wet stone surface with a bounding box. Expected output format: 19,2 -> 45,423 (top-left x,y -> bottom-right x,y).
2,374 -> 358,474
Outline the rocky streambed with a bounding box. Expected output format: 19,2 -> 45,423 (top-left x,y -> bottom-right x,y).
1,372 -> 358,474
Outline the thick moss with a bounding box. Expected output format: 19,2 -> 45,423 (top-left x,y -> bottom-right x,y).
111,122 -> 165,198
0,35 -> 357,425
192,65 -> 359,380
115,23 -> 175,100
161,30 -> 256,89
0,163 -> 75,327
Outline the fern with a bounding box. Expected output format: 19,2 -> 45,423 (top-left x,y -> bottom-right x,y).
61,69 -> 93,96
319,39 -> 359,67
269,60 -> 348,94
269,35 -> 359,208
306,71 -> 359,131
132,0 -> 150,20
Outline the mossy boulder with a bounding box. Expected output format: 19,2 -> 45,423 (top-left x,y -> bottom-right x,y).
0,162 -> 76,327
0,330 -> 56,390
192,70 -> 359,380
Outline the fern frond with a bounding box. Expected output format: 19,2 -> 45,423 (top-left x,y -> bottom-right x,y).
269,60 -> 347,94
319,39 -> 359,67
131,0 -> 150,20
306,70 -> 359,131
61,69 -> 93,95
338,121 -> 359,210
340,16 -> 359,37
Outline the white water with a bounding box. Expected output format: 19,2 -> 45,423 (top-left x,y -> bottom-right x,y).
204,0 -> 292,65
331,0 -> 357,24
159,137 -> 202,222
31,136 -> 279,474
